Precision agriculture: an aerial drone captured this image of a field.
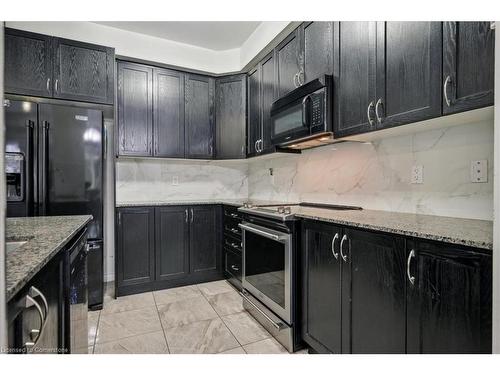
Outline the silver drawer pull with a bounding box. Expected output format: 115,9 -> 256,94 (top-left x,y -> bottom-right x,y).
331,233 -> 339,259
24,295 -> 45,350
230,265 -> 240,272
339,234 -> 348,262
407,249 -> 416,285
240,292 -> 285,331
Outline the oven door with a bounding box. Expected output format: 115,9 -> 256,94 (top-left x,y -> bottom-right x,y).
240,222 -> 292,324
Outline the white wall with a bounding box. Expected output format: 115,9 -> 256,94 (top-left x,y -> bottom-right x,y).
248,119 -> 494,220
6,21 -> 291,74
492,20 -> 500,354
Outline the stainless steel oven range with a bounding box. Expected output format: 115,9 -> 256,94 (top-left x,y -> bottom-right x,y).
238,204 -> 301,352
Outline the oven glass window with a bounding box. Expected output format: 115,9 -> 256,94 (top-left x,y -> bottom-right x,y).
273,104 -> 305,137
244,231 -> 285,309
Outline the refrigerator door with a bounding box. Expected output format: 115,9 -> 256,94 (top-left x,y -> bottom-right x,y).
38,104 -> 103,239
87,240 -> 104,309
5,99 -> 37,217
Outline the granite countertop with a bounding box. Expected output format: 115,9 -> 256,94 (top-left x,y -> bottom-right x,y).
294,206 -> 493,251
5,215 -> 93,301
115,199 -> 295,208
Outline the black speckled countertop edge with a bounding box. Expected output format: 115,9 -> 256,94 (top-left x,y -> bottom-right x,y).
6,215 -> 93,301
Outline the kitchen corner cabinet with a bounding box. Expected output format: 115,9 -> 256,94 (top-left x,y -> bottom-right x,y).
117,61 -> 153,157
301,219 -> 492,354
185,74 -> 215,159
216,74 -> 247,159
443,22 -> 495,114
406,240 -> 492,354
115,207 -> 155,295
116,205 -> 222,296
4,28 -> 114,104
153,68 -> 185,158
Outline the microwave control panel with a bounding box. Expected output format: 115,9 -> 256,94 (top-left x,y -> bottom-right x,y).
311,92 -> 324,127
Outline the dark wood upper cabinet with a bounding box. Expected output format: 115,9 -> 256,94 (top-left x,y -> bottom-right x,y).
4,28 -> 53,97
247,67 -> 261,157
276,28 -> 302,97
302,22 -> 334,84
116,207 -> 155,295
342,228 -> 406,354
406,240 -> 492,354
153,68 -> 185,158
52,38 -> 114,104
117,61 -> 153,157
260,51 -> 276,153
302,221 -> 342,354
443,22 -> 495,114
376,22 -> 442,129
190,206 -> 220,275
215,74 -> 247,159
334,22 -> 377,138
155,206 -> 190,282
185,74 -> 215,159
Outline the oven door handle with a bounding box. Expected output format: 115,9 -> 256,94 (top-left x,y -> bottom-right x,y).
240,292 -> 286,331
239,223 -> 287,242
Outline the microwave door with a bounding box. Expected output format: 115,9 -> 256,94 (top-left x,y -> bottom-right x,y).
271,97 -> 311,145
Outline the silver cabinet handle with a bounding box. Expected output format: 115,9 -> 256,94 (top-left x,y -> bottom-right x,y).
298,70 -> 304,86
339,234 -> 348,262
254,140 -> 258,153
55,79 -> 59,93
24,294 -> 45,350
185,209 -> 188,223
367,101 -> 375,126
259,139 -> 263,152
190,208 -> 194,223
331,233 -> 339,260
375,98 -> 383,124
293,72 -> 299,88
30,286 -> 49,318
46,78 -> 51,93
230,265 -> 240,272
444,75 -> 452,107
407,249 -> 416,285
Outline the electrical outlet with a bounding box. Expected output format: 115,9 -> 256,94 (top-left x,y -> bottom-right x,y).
172,175 -> 179,186
411,165 -> 423,184
471,160 -> 488,183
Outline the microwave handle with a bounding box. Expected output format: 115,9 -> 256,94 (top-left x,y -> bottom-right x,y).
302,95 -> 311,126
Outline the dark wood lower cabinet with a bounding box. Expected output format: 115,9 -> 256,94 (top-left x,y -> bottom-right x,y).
116,207 -> 155,295
116,205 -> 222,296
343,228 -> 406,354
302,221 -> 342,354
406,240 -> 492,354
301,220 -> 492,354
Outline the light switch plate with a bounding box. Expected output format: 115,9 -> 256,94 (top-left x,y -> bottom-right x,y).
471,160 -> 488,183
411,165 -> 423,184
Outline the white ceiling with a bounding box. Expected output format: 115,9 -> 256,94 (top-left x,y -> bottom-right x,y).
94,21 -> 262,51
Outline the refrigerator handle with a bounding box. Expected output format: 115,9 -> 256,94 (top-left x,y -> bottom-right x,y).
25,120 -> 35,216
40,121 -> 50,216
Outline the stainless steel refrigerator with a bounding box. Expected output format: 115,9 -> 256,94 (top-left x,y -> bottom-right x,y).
5,99 -> 104,309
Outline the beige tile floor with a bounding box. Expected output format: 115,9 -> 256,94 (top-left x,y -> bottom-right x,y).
88,280 -> 305,354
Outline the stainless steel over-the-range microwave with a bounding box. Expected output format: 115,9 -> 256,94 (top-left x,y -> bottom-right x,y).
270,74 -> 333,150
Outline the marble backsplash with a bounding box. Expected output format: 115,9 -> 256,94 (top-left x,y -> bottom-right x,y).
116,158 -> 248,203
247,120 -> 494,220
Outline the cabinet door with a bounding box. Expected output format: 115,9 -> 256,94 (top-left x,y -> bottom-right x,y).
155,206 -> 190,282
116,207 -> 155,295
185,74 -> 215,159
342,228 -> 406,354
334,22 -> 377,138
302,22 -> 334,84
443,22 -> 495,114
53,38 -> 114,104
260,51 -> 276,153
247,67 -> 261,157
276,28 -> 302,97
117,62 -> 153,156
4,28 -> 53,97
376,22 -> 442,129
215,74 -> 247,159
301,221 -> 342,354
153,68 -> 185,158
406,240 -> 492,354
190,206 -> 221,275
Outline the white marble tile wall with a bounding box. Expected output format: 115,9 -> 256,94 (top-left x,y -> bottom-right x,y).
247,120 -> 494,220
116,159 -> 248,203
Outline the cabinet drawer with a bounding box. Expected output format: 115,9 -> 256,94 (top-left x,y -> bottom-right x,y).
224,248 -> 242,281
224,238 -> 242,253
224,222 -> 241,239
223,206 -> 241,221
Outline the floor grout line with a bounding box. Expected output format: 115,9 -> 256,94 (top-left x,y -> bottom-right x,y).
152,291 -> 171,354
